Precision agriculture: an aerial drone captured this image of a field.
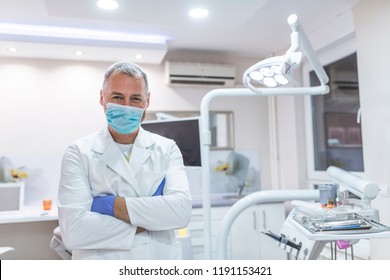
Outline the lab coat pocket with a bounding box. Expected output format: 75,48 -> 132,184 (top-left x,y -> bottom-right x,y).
150,231 -> 181,260
138,171 -> 165,197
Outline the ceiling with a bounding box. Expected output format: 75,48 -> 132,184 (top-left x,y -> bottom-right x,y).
0,0 -> 361,64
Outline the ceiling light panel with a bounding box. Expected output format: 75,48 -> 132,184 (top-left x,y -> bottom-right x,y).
97,0 -> 119,10
0,23 -> 167,45
0,41 -> 167,64
189,8 -> 209,18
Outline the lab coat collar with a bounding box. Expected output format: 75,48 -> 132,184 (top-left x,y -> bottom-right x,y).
91,127 -> 154,195
129,127 -> 154,173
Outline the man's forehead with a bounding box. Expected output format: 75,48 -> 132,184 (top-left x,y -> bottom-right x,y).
108,91 -> 144,96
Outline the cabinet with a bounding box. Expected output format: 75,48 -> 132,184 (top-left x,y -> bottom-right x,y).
0,206 -> 60,260
188,206 -> 232,260
230,203 -> 287,260
0,220 -> 60,260
188,203 -> 287,260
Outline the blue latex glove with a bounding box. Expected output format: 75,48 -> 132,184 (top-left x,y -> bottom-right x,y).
152,178 -> 165,196
91,195 -> 115,216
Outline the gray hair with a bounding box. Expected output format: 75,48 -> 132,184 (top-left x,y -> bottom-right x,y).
102,61 -> 149,94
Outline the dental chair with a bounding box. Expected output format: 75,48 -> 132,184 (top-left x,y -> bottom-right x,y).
49,226 -> 72,260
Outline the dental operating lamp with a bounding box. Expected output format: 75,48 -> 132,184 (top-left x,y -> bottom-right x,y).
243,14 -> 329,94
200,14 -> 329,259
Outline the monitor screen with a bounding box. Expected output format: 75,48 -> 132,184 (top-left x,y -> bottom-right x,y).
141,117 -> 202,167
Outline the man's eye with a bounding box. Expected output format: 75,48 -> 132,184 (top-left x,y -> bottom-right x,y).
112,96 -> 123,99
131,97 -> 143,103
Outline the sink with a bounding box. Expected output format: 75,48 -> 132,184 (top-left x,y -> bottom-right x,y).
193,194 -> 247,207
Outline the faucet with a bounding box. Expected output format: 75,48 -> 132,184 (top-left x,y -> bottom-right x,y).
237,182 -> 246,196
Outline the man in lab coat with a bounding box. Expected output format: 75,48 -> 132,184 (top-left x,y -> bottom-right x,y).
57,61 -> 192,259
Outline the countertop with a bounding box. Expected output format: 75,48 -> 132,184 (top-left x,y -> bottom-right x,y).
191,194 -> 245,208
0,206 -> 58,224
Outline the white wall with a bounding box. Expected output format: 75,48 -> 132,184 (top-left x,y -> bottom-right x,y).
0,58 -> 108,204
274,95 -> 306,189
353,0 -> 390,259
0,54 -> 271,207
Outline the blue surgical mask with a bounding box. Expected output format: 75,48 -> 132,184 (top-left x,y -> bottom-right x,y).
105,102 -> 145,134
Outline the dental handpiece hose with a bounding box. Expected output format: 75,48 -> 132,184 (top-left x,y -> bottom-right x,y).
262,230 -> 302,250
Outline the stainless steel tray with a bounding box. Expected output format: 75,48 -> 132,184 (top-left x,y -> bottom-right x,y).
314,219 -> 372,231
293,213 -> 390,235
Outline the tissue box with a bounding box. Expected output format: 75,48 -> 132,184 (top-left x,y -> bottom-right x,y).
0,182 -> 25,211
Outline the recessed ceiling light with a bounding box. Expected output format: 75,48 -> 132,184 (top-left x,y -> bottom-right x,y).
7,47 -> 17,53
135,54 -> 143,60
97,0 -> 119,10
75,50 -> 83,56
189,8 -> 209,18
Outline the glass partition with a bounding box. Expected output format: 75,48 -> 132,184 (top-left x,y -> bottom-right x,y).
310,53 -> 363,172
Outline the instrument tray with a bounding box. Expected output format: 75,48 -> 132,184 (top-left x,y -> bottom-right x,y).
293,213 -> 390,235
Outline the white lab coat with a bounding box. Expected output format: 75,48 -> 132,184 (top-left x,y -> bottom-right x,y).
57,127 -> 192,259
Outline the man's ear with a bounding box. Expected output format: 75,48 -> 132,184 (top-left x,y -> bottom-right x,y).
99,90 -> 104,106
146,92 -> 151,107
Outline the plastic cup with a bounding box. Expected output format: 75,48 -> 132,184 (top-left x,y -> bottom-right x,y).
319,184 -> 338,208
43,199 -> 52,211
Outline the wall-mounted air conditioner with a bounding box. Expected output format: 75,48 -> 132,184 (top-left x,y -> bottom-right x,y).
165,61 -> 236,86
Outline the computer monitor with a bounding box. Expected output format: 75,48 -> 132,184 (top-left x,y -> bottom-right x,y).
141,117 -> 202,167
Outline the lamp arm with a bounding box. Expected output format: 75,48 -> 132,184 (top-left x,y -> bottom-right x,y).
200,88 -> 258,259
287,30 -> 299,54
288,14 -> 329,85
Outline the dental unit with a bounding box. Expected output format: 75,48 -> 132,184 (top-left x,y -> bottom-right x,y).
265,167 -> 390,260
201,13 -> 329,259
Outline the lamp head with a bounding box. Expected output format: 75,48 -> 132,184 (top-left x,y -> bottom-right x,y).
244,52 -> 302,88
242,14 -> 329,95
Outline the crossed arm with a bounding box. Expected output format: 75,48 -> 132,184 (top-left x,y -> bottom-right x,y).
58,143 -> 191,250
114,197 -> 145,234
91,177 -> 166,226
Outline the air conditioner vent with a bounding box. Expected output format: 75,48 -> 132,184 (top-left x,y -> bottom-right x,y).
165,61 -> 236,87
